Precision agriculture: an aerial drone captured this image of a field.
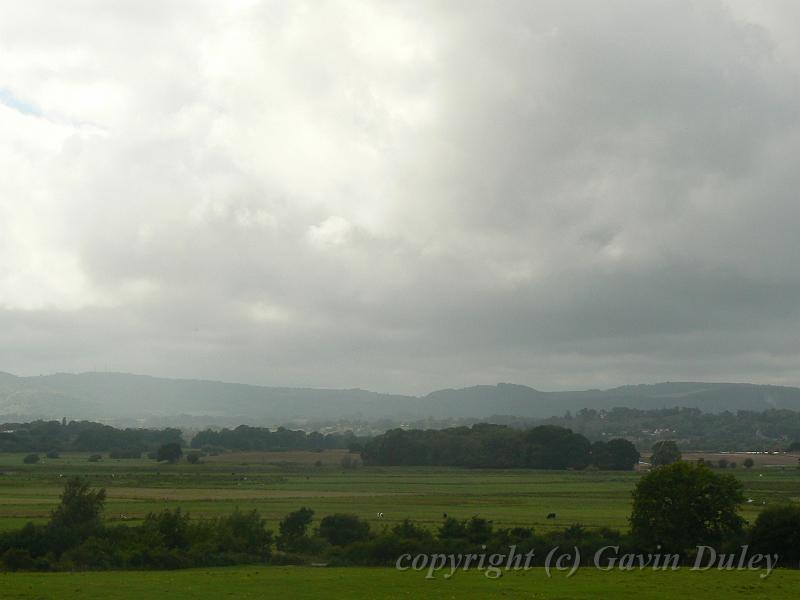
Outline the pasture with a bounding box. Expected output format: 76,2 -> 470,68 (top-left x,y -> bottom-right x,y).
2,566 -> 799,599
0,450 -> 797,533
1,449 -> 799,598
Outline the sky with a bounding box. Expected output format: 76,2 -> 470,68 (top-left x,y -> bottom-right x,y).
2,0 -> 800,394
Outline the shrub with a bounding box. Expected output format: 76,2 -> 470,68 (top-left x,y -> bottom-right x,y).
277,507 -> 314,552
46,451 -> 60,459
748,504 -> 800,566
392,518 -> 433,541
213,509 -> 273,558
186,452 -> 201,465
156,443 -> 183,464
318,514 -> 370,546
23,454 -> 40,465
1,548 -> 34,571
88,454 -> 102,462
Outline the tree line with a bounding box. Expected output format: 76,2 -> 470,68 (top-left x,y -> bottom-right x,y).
0,420 -> 182,454
0,421 -> 361,455
190,425 -> 360,452
536,407 -> 800,451
360,424 -> 640,470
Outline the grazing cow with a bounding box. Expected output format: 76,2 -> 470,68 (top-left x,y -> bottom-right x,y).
546,513 -> 557,520
442,512 -> 448,519
377,512 -> 384,519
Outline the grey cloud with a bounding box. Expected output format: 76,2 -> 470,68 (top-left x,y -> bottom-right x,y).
2,1 -> 800,394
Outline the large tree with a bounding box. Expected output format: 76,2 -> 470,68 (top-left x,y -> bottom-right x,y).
276,507 -> 315,552
650,440 -> 681,467
47,477 -> 107,556
593,438 -> 640,470
630,461 -> 744,552
156,442 -> 183,463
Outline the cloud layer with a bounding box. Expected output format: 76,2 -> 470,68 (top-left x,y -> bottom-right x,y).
2,0 -> 800,393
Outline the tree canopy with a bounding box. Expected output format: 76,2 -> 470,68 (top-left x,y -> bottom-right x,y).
362,424 -> 638,470
156,443 -> 183,464
630,461 -> 745,552
650,440 -> 681,467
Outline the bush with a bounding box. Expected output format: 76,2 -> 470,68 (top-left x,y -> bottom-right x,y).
61,536 -> 119,569
392,518 -> 433,541
1,548 -> 34,571
186,452 -> 201,465
23,454 -> 40,465
318,514 -> 370,546
88,454 -> 102,462
46,451 -> 60,459
156,443 -> 183,464
748,504 -> 800,566
213,509 -> 273,558
277,507 -> 314,552
743,457 -> 755,469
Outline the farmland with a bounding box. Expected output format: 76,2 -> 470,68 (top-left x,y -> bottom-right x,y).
2,565 -> 800,600
0,450 -> 798,533
1,449 -> 799,598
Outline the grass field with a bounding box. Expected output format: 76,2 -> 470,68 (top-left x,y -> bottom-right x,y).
0,450 -> 798,533
1,566 -> 799,599
1,450 -> 799,598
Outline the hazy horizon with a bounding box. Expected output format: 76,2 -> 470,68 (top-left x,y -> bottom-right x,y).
1,368 -> 795,398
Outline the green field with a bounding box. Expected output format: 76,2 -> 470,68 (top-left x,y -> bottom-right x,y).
0,450 -> 796,533
1,450 -> 799,598
2,566 -> 799,599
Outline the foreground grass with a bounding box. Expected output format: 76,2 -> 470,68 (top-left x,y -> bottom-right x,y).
1,566 -> 798,599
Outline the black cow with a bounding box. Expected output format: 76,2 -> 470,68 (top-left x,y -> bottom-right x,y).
546,512 -> 557,520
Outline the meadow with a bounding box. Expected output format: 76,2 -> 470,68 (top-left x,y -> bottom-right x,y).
1,449 -> 799,598
0,450 -> 796,532
2,565 -> 800,599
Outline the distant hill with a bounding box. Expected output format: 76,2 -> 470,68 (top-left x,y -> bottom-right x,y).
1,371 -> 800,424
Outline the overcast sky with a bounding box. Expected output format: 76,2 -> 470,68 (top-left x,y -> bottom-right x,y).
2,1 -> 800,394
